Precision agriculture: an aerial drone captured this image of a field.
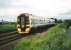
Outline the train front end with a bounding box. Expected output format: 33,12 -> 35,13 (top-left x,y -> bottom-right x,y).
17,13 -> 32,34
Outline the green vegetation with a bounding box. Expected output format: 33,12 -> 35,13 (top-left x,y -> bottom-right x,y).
46,23 -> 71,50
13,23 -> 71,50
0,23 -> 16,33
64,20 -> 71,27
57,19 -> 63,23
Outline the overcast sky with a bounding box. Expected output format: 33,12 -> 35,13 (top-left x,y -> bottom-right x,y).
0,0 -> 71,21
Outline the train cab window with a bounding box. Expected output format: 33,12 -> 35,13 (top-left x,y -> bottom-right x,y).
25,16 -> 29,24
17,17 -> 20,24
21,17 -> 25,25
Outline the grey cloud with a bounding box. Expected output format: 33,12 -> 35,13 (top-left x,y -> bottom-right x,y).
58,10 -> 71,19
0,0 -> 14,8
0,0 -> 32,9
59,10 -> 71,15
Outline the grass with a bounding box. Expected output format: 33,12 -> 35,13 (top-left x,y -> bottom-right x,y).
0,23 -> 16,33
12,23 -> 71,50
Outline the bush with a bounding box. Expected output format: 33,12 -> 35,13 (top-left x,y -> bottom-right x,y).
64,20 -> 71,27
47,23 -> 71,50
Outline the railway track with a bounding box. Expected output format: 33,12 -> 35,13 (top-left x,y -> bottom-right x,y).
0,31 -> 22,48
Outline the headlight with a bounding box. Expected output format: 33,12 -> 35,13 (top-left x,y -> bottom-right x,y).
25,28 -> 30,32
17,24 -> 20,27
18,28 -> 21,32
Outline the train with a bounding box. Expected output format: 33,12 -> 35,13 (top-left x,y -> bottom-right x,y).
17,13 -> 55,34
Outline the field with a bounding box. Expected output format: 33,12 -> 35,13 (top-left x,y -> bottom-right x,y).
0,23 -> 16,33
12,23 -> 71,50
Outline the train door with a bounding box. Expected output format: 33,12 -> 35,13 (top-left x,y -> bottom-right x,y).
20,16 -> 25,31
20,15 -> 30,32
